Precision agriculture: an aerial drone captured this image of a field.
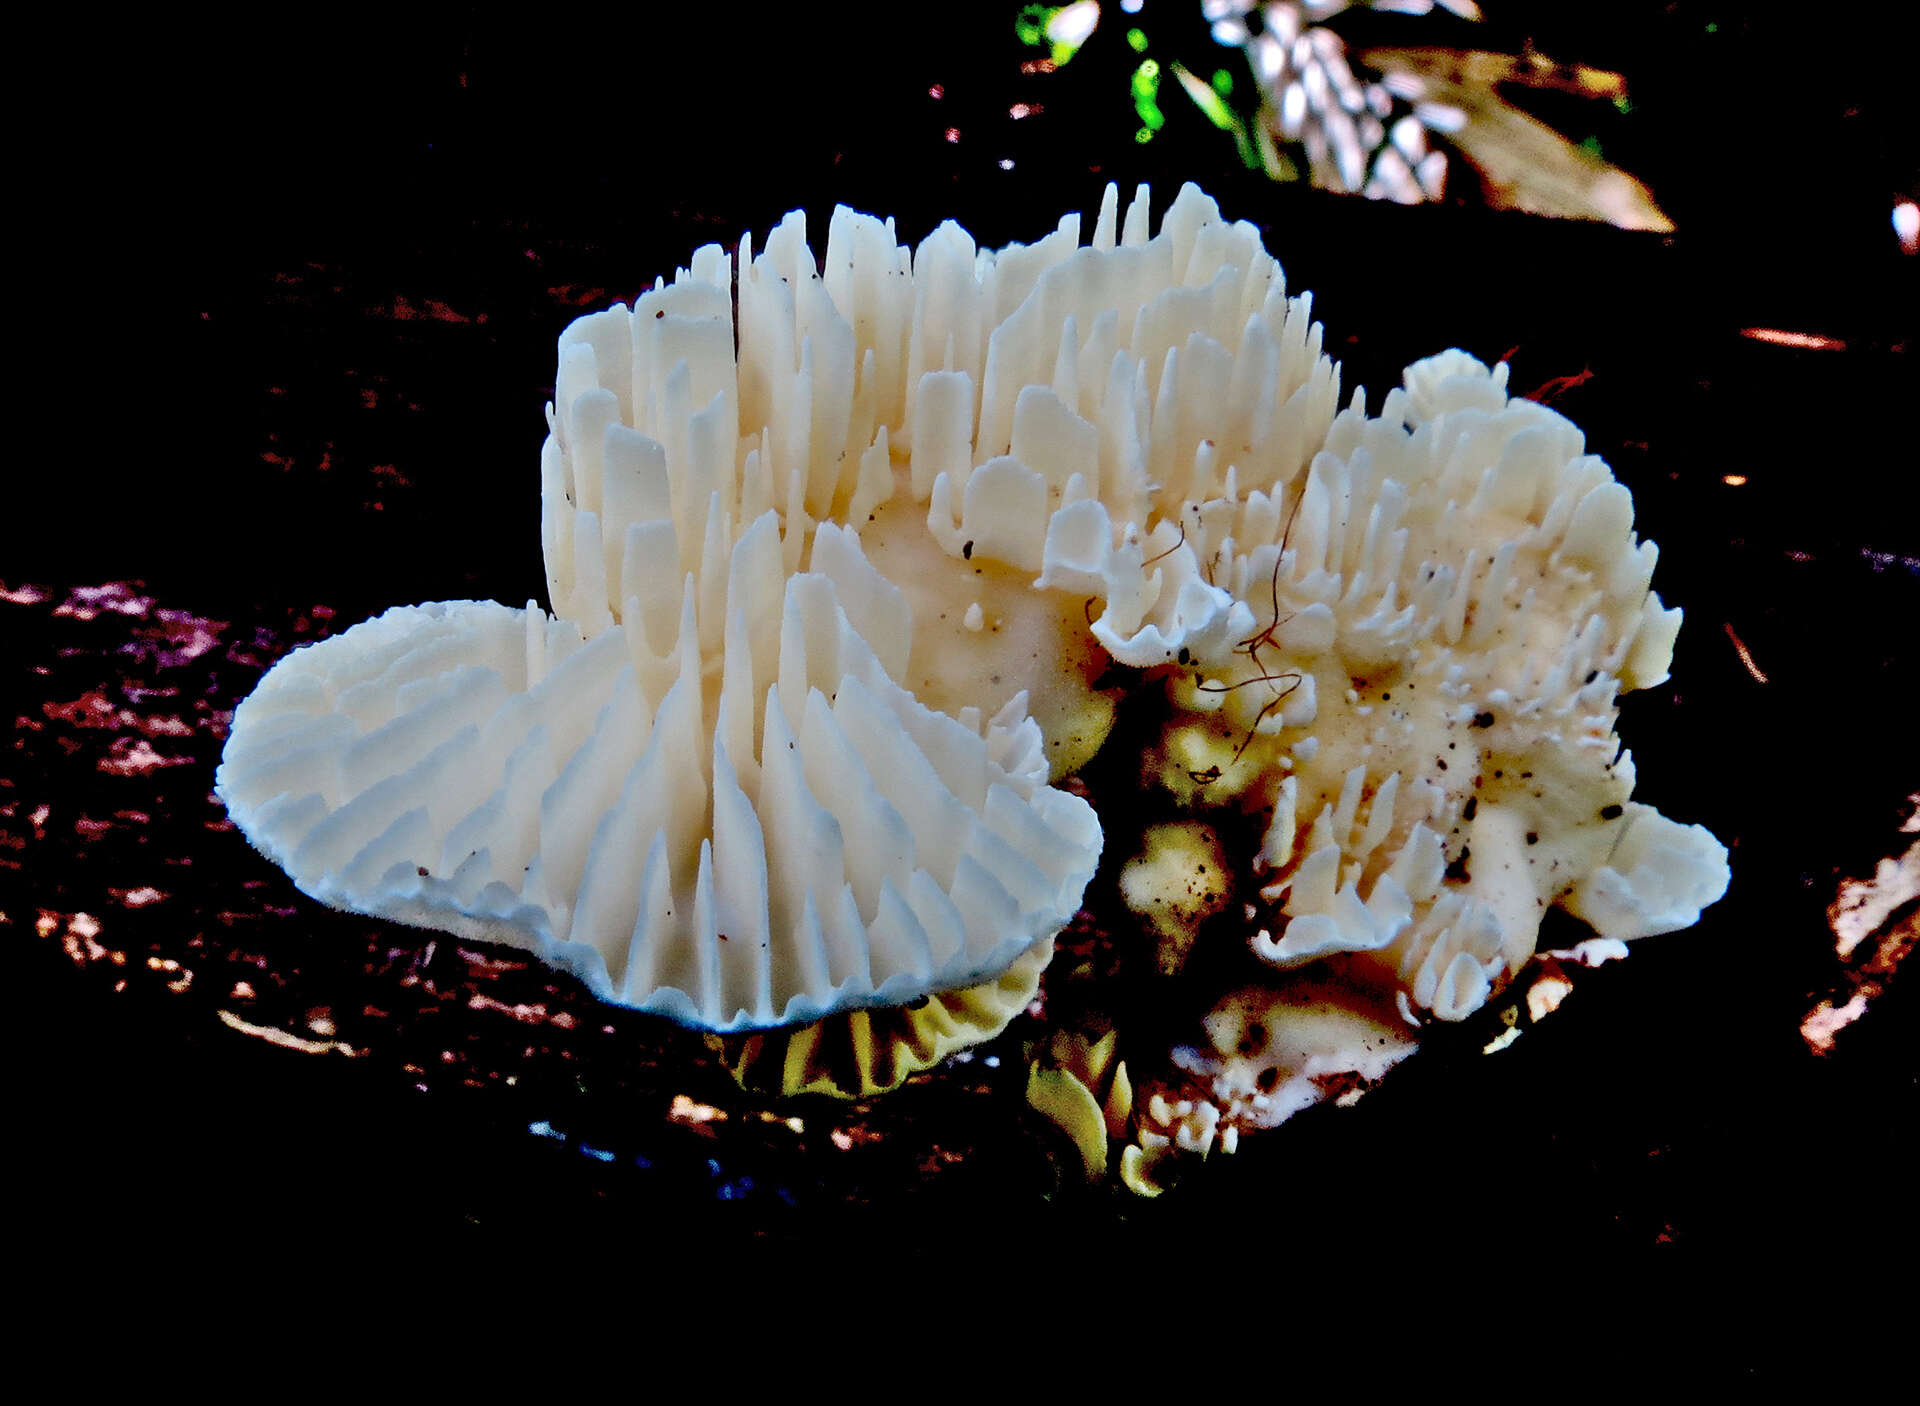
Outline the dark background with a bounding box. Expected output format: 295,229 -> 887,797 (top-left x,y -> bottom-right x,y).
11,1 -> 1916,1327
19,1 -> 1916,597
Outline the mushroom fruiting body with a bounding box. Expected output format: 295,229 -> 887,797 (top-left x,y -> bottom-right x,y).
1120,350 -> 1730,1165
1174,351 -> 1726,1016
221,184 -> 1726,1100
217,590 -> 1094,1031
220,183 -> 1340,1033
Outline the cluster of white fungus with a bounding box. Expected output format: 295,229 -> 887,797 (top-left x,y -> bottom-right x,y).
1150,350 -> 1727,1021
1119,349 -> 1730,1163
221,183 -> 1726,1060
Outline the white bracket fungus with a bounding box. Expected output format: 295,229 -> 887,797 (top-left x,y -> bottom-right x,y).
221,183 -> 1728,1060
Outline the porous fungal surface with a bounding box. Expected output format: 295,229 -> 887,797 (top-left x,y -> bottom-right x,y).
221,184 -> 1727,1129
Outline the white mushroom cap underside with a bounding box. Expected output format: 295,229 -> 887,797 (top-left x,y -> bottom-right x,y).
218,579 -> 1099,1031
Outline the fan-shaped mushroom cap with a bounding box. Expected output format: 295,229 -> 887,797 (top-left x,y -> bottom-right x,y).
218,573 -> 1095,1031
